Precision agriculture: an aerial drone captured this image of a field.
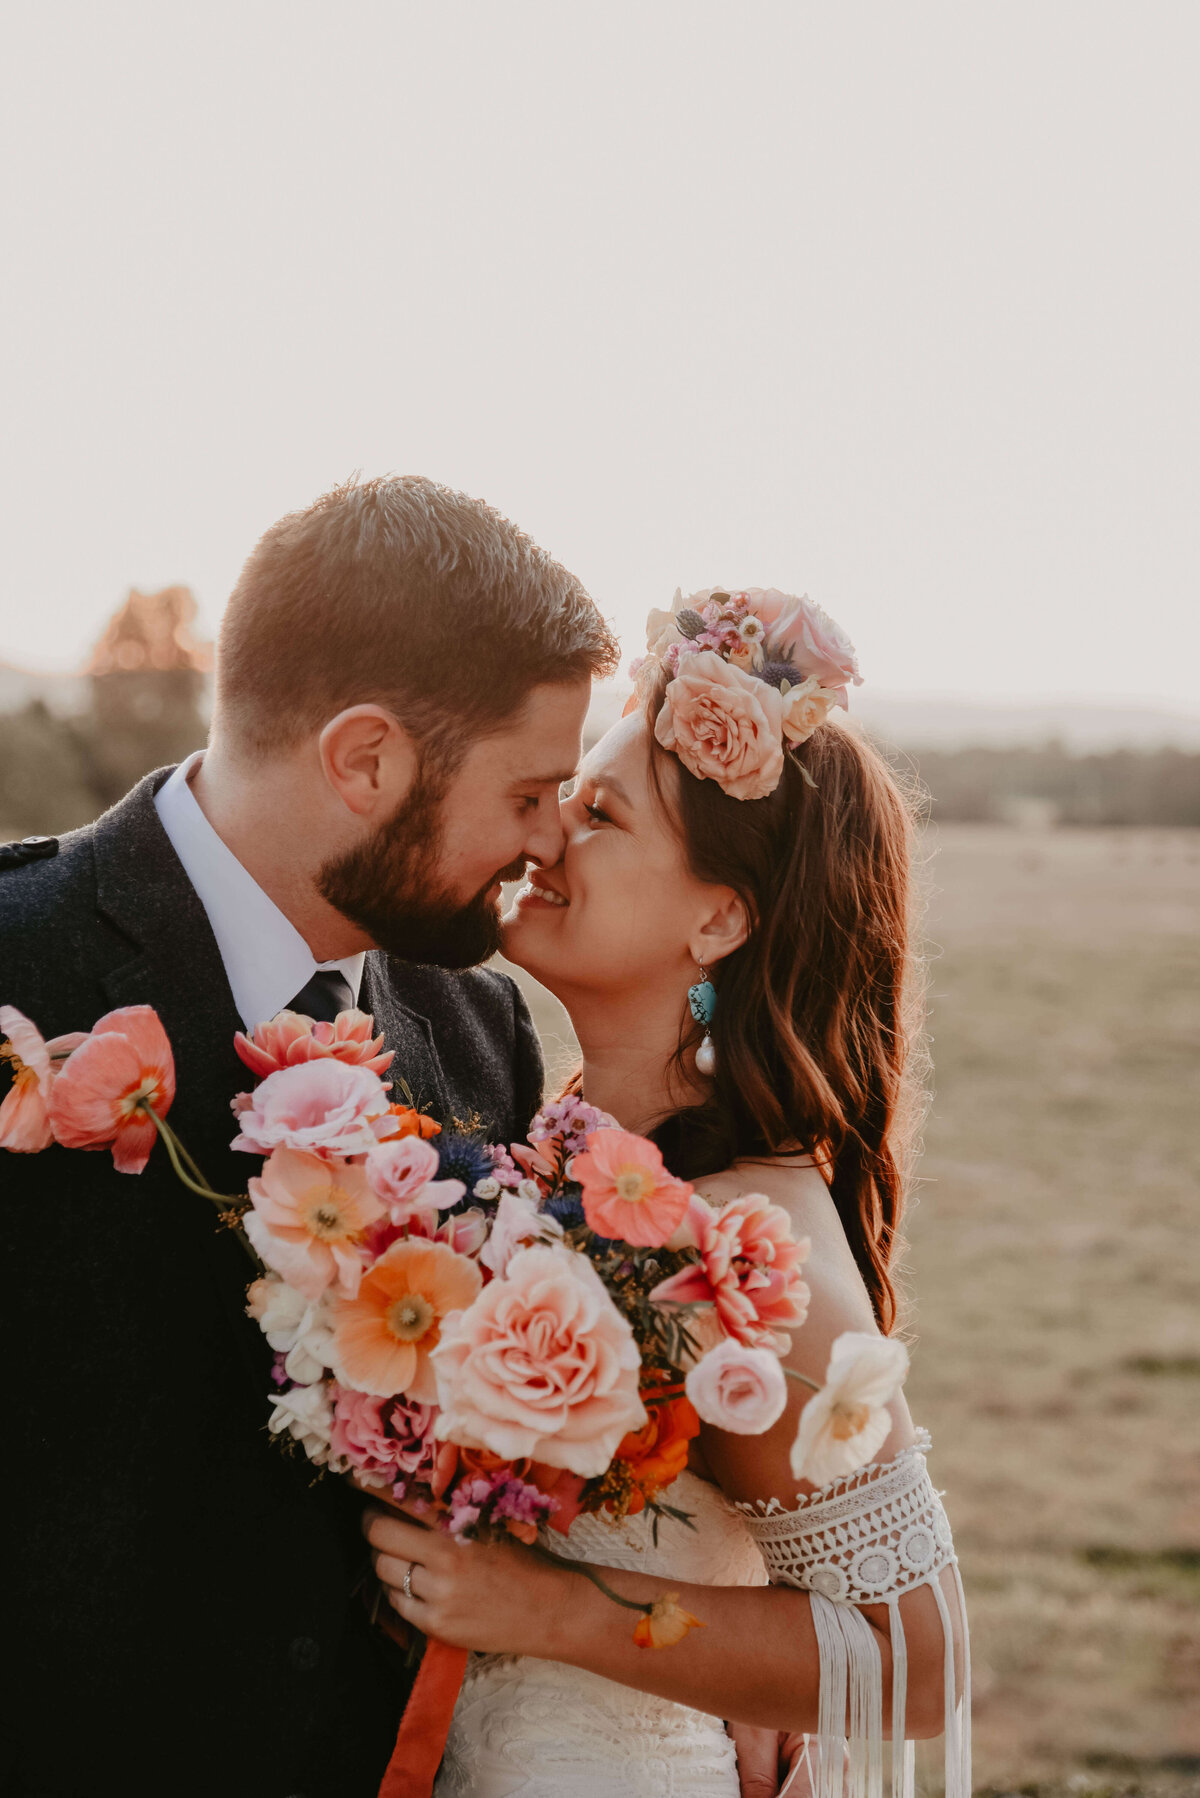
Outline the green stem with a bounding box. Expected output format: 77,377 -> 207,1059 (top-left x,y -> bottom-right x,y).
529,1541 -> 653,1616
784,1368 -> 822,1393
149,1112 -> 237,1207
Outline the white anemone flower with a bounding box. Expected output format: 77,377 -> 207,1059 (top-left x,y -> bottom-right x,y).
267,1381 -> 347,1470
789,1331 -> 909,1487
246,1275 -> 336,1383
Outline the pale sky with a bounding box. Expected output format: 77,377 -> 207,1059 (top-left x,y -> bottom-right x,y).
3,2 -> 1197,710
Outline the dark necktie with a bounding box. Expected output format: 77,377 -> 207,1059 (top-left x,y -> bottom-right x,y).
286,968 -> 355,1023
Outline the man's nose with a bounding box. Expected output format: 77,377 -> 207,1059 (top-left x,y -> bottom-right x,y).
524,800 -> 566,870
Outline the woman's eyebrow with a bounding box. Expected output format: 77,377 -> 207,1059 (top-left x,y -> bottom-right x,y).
592,773 -> 632,809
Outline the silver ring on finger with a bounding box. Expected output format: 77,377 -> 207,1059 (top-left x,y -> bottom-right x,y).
402,1563 -> 414,1600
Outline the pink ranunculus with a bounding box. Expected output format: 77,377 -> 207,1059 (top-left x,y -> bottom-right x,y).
655,651 -> 785,802
235,1007 -> 394,1079
431,1245 -> 647,1477
651,1192 -> 812,1354
328,1385 -> 439,1489
47,1005 -> 175,1174
365,1135 -> 464,1220
685,1337 -> 788,1435
0,1007 -> 89,1153
245,1146 -> 385,1300
479,1189 -> 563,1277
230,1059 -> 391,1158
773,593 -> 861,697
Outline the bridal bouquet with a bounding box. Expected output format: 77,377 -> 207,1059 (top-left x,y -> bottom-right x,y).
2,999 -> 909,1798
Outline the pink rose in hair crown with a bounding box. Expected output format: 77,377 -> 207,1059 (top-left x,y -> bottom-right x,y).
773,594 -> 862,702
654,651 -> 784,802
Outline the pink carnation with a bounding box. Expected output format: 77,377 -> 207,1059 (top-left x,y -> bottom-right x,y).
231,1060 -> 391,1158
651,1192 -> 812,1353
234,1008 -> 394,1080
328,1385 -> 440,1489
654,651 -> 785,801
431,1245 -> 646,1477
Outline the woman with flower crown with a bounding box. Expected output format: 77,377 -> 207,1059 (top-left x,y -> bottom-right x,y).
364,587 -> 969,1798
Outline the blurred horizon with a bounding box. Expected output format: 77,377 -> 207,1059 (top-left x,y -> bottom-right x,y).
3,2 -> 1197,711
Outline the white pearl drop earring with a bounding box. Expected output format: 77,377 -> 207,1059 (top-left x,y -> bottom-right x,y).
687,964 -> 718,1077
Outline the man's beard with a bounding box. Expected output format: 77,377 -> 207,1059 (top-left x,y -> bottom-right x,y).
317,775 -> 526,969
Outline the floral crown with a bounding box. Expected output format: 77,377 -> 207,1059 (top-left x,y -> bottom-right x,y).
627,586 -> 862,800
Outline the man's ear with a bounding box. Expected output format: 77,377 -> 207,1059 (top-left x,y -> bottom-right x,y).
689,888 -> 750,970
318,706 -> 419,818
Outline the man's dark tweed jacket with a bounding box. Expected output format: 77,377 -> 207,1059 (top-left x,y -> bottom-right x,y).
1,772 -> 545,1798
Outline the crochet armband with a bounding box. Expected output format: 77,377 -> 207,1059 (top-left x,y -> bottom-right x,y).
735,1433 -> 971,1798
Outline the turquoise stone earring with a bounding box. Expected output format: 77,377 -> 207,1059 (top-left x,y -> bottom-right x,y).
688,964 -> 717,1076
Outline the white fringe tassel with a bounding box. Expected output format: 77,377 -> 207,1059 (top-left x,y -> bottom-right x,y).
808,1576 -> 969,1798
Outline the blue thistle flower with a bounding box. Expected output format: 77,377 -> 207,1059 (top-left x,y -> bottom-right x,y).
543,1188 -> 585,1229
436,1132 -> 499,1211
759,659 -> 801,689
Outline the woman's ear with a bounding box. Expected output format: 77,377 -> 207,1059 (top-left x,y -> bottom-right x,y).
319,706 -> 418,818
689,889 -> 750,970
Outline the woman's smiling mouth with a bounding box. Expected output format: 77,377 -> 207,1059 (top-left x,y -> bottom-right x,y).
514,872 -> 570,910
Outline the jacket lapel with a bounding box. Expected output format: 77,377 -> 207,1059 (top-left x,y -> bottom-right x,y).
360,953 -> 450,1122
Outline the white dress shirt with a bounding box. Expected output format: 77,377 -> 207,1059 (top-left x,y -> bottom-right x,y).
154,752 -> 365,1032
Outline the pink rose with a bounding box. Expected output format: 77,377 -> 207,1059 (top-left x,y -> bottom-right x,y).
780,676 -> 838,745
654,651 -> 785,801
328,1385 -> 439,1489
231,1060 -> 391,1157
773,594 -> 861,697
479,1189 -> 563,1277
365,1136 -> 464,1219
431,1245 -> 646,1477
685,1338 -> 788,1434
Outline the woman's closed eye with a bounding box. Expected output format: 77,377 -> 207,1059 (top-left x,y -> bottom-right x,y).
584,801 -> 612,826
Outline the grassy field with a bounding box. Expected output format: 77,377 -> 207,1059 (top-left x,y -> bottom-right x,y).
498,825 -> 1200,1796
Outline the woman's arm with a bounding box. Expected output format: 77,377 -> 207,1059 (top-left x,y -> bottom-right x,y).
364,1167 -> 959,1737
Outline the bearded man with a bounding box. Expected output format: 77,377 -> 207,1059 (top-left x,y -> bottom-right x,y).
1,477 -> 616,1798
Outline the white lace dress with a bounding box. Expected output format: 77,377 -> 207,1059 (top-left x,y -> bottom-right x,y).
433,1469 -> 769,1798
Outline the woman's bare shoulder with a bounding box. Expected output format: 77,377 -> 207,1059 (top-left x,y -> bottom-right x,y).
694,1155 -> 839,1238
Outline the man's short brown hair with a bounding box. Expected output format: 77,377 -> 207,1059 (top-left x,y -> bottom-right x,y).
216,476 -> 618,763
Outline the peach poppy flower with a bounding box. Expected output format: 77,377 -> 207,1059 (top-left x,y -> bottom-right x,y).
245,1147 -> 385,1301
633,1592 -> 706,1649
234,1008 -> 394,1079
571,1129 -> 693,1248
48,1005 -> 175,1174
0,1007 -> 88,1153
330,1237 -> 482,1401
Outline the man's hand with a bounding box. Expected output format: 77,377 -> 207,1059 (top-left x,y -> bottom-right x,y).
729,1723 -> 811,1798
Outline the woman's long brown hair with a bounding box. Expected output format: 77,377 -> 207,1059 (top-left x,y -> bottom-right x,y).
641,668 -> 925,1333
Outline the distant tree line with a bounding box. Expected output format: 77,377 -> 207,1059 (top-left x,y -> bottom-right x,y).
882,740 -> 1200,827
